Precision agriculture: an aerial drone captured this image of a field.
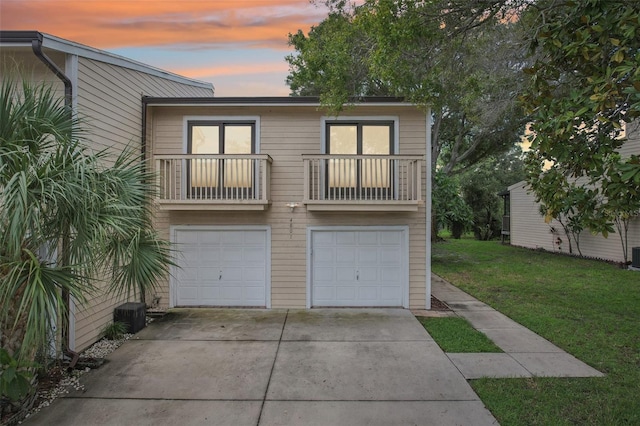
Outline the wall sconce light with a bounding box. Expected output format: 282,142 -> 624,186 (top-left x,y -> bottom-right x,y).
286,202 -> 299,212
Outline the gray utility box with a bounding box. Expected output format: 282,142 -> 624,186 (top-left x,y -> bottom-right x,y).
114,302 -> 146,333
633,247 -> 640,269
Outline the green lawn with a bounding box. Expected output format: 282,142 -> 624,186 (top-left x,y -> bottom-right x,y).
418,316 -> 502,353
432,238 -> 640,425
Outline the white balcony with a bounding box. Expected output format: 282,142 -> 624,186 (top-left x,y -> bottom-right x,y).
154,154 -> 272,210
303,155 -> 424,211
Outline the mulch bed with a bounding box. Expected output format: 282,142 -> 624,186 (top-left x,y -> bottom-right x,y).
430,295 -> 451,311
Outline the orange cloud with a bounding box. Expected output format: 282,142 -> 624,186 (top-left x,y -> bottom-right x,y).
173,62 -> 290,79
0,0 -> 326,49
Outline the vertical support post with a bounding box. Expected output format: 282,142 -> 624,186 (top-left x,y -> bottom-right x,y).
425,110 -> 432,310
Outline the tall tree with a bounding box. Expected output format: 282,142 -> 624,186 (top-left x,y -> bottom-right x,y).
522,0 -> 640,263
287,0 -> 529,176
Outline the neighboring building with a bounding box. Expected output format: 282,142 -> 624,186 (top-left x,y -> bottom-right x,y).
144,97 -> 432,309
507,121 -> 640,264
0,31 -> 214,351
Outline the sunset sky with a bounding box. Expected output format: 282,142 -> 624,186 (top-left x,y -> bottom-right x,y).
0,0 -> 333,96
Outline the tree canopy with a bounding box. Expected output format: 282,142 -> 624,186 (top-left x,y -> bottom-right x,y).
522,0 -> 640,262
286,0 -> 529,176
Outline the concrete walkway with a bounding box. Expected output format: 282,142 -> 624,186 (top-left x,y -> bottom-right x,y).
427,274 -> 604,379
24,308 -> 498,426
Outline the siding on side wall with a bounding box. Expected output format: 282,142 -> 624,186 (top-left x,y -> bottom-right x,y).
76,57 -> 213,156
619,120 -> 640,158
510,121 -> 640,264
72,58 -> 213,352
509,181 -> 640,264
149,105 -> 428,310
1,49 -> 65,97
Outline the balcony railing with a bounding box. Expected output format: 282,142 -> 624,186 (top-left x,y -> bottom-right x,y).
154,154 -> 272,210
303,155 -> 423,211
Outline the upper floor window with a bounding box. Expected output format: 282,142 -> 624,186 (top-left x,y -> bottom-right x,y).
325,121 -> 395,193
187,121 -> 256,196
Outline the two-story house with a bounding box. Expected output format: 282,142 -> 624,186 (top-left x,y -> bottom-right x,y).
144,97 -> 433,310
2,32 -> 434,355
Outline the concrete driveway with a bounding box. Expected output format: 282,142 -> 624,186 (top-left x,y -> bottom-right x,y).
24,309 -> 498,425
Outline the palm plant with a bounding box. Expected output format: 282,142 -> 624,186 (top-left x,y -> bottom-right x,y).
0,78 -> 172,363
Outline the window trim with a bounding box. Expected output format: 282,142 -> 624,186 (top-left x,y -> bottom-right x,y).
320,116 -> 400,200
320,116 -> 399,154
183,115 -> 261,154
182,116 -> 260,199
186,120 -> 256,155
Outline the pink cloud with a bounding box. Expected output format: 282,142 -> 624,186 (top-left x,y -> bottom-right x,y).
0,0 -> 327,50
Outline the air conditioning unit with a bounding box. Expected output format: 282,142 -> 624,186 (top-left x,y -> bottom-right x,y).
632,247 -> 640,269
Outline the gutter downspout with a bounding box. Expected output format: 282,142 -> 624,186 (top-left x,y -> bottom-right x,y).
426,109 -> 432,310
31,33 -> 78,365
31,34 -> 72,109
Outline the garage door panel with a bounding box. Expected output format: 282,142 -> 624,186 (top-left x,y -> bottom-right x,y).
358,231 -> 378,245
358,247 -> 379,264
243,231 -> 267,245
244,267 -> 266,281
380,247 -> 401,263
359,269 -> 379,281
336,232 -> 356,244
174,229 -> 268,307
314,247 -> 335,263
314,286 -> 335,301
311,230 -> 405,307
380,232 -> 401,245
336,286 -> 356,301
245,247 -> 267,263
381,267 -> 401,281
197,267 -> 218,280
313,231 -> 335,245
314,267 -> 334,282
359,287 -> 378,300
336,247 -> 356,263
336,267 -> 356,281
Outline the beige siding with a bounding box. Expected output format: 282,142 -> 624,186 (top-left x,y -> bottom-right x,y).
619,120 -> 640,158
1,48 -> 65,95
509,181 -> 640,263
150,105 -> 429,309
76,57 -> 213,156
70,58 -> 212,351
511,122 -> 640,264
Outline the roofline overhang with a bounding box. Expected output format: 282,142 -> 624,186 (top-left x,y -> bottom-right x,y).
142,96 -> 416,108
0,31 -> 214,92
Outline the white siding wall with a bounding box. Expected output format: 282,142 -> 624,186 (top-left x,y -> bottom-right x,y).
150,105 -> 428,310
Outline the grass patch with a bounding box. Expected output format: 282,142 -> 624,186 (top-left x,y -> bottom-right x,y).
433,238 -> 640,425
417,316 -> 502,353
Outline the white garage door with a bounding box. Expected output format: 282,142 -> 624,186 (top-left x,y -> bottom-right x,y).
311,229 -> 406,307
173,228 -> 269,307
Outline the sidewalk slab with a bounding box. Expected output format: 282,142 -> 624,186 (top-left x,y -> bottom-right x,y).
283,308 -> 431,341
72,340 -> 277,400
259,401 -> 498,426
267,341 -> 479,401
448,353 -> 532,379
479,328 -> 565,353
22,399 -> 261,426
456,311 -> 524,330
510,352 -> 605,377
446,301 -> 494,311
